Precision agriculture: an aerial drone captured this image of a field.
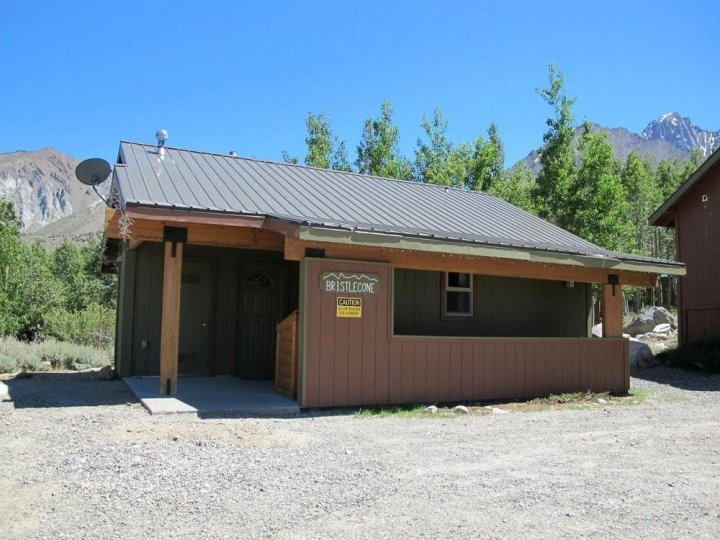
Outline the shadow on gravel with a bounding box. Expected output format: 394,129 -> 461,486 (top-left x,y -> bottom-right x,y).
631,365 -> 720,392
0,372 -> 138,409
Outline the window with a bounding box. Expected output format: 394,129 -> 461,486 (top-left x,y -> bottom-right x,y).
443,272 -> 473,317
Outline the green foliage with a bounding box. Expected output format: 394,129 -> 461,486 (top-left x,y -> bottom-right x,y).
305,112 -> 333,168
281,150 -> 298,164
489,164 -> 535,212
533,63 -> 578,228
356,101 -> 413,179
656,336 -> 720,373
413,108 -> 508,195
622,152 -> 656,256
304,111 -> 353,171
44,303 -> 115,348
574,124 -> 632,251
0,202 -> 116,342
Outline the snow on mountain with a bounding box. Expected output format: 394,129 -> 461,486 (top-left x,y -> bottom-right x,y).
641,112 -> 720,157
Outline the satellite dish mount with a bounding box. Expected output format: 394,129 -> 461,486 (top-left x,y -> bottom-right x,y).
75,158 -> 112,205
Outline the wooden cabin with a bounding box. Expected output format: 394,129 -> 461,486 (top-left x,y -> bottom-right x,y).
103,140 -> 685,407
650,147 -> 720,345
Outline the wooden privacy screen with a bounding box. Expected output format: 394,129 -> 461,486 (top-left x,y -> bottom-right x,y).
275,311 -> 299,398
302,259 -> 629,408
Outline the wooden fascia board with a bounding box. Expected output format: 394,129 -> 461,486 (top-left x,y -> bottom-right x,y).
285,237 -> 659,287
122,207 -> 266,228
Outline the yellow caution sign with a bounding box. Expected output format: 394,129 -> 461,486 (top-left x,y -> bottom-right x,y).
336,297 -> 362,318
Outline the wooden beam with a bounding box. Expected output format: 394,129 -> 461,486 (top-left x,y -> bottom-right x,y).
105,210 -> 284,251
602,281 -> 624,337
159,240 -> 183,394
264,217 -> 300,238
284,238 -> 658,287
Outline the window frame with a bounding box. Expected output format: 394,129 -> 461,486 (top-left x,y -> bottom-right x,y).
442,271 -> 474,317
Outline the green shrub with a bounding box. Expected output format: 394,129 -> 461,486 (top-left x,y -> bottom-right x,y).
44,304 -> 116,348
656,336 -> 720,373
0,337 -> 45,372
35,340 -> 110,370
0,352 -> 17,373
0,336 -> 111,372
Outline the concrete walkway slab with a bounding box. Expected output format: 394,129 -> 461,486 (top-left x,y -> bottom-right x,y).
123,376 -> 300,417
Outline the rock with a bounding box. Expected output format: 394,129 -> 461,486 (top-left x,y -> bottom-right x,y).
644,306 -> 677,328
424,405 -> 438,414
623,314 -> 655,336
453,405 -> 469,414
653,323 -> 672,334
591,324 -> 603,338
628,338 -> 656,368
597,398 -> 608,404
488,407 -> 509,414
95,365 -> 116,381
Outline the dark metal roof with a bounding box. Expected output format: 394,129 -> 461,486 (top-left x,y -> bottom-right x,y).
649,145 -> 720,227
113,141 -> 681,268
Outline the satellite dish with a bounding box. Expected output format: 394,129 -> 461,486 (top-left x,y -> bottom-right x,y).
75,158 -> 112,205
76,158 -> 111,186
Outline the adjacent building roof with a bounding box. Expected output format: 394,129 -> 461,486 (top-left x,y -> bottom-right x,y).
650,145 -> 720,227
111,141 -> 683,273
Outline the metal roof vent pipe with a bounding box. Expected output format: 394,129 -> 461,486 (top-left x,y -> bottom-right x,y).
156,129 -> 169,158
229,151 -> 238,157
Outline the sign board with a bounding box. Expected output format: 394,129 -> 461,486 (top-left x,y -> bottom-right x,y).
320,271 -> 379,295
336,297 -> 362,318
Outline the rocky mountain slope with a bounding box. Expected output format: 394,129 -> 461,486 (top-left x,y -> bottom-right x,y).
519,112 -> 719,173
641,112 -> 720,157
0,148 -> 98,233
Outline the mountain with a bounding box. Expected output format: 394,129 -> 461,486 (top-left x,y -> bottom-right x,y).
518,112 -> 719,173
0,148 -> 99,233
641,112 -> 720,157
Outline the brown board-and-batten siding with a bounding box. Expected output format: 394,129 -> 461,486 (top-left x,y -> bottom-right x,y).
299,258 -> 629,408
674,165 -> 720,343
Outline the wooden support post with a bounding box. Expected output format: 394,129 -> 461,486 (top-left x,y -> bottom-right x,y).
602,275 -> 623,337
159,227 -> 186,395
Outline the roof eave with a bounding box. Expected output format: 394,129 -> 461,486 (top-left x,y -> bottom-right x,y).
649,146 -> 720,227
297,225 -> 687,276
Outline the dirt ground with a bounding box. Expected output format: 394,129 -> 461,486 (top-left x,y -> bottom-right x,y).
1,367 -> 719,539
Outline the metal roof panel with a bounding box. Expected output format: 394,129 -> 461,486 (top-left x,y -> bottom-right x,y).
113,141 -> 681,267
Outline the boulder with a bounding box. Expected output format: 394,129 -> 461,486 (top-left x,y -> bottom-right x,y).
453,405 -> 469,414
623,314 -> 655,336
95,365 -> 116,381
424,405 -> 438,414
653,323 -> 672,334
644,307 -> 677,328
628,338 -> 655,368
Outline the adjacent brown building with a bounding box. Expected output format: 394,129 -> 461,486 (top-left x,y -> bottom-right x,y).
651,147 -> 720,345
103,138 -> 685,408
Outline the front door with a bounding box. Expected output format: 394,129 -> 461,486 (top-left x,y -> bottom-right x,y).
179,259 -> 215,375
236,266 -> 284,379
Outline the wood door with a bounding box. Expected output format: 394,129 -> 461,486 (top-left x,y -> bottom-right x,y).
236,266 -> 284,379
178,259 -> 215,375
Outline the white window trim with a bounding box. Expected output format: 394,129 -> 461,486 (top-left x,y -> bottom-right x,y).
443,272 -> 473,317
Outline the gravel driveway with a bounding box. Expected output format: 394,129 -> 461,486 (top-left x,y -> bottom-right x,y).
1,367 -> 719,539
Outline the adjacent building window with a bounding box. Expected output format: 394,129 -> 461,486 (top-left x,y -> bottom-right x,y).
443,272 -> 473,316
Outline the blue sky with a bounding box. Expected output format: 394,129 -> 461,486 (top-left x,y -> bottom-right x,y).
1,0 -> 718,167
